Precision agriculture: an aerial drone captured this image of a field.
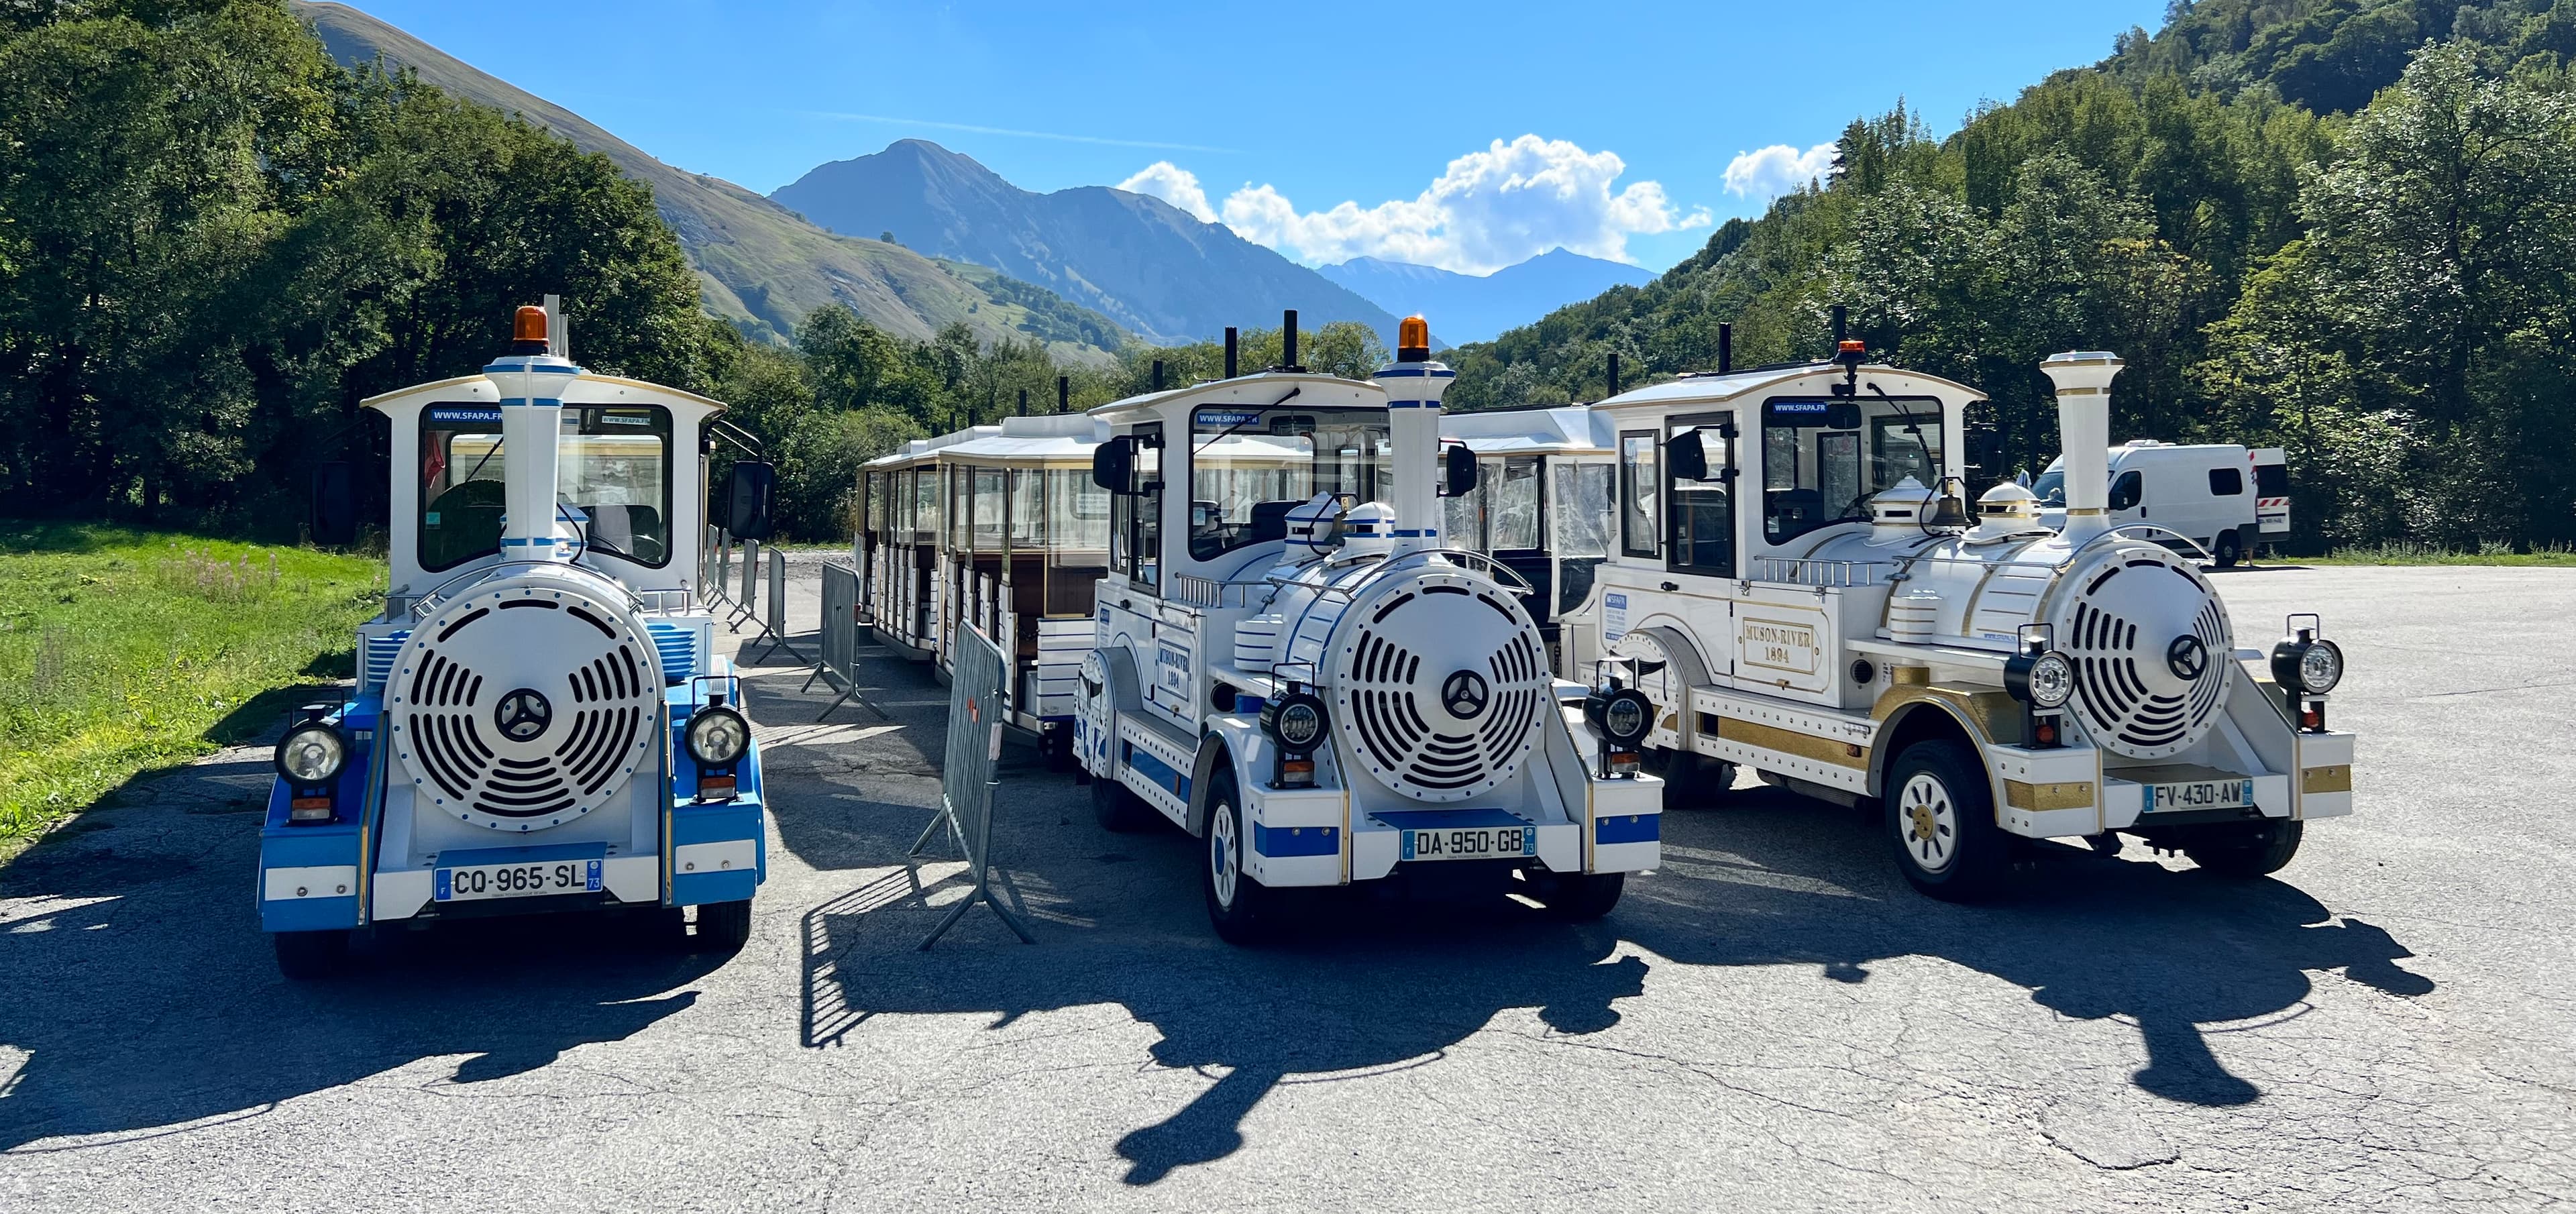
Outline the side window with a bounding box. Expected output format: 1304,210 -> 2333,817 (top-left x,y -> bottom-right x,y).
2109,470 -> 2144,511
1619,431 -> 1659,558
1490,457 -> 1541,551
1667,415 -> 1734,577
419,404 -> 506,573
1111,425 -> 1165,592
2208,466 -> 2244,496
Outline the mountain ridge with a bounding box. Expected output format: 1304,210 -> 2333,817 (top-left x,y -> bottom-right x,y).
770,140 -> 1405,347
292,2 -> 1128,361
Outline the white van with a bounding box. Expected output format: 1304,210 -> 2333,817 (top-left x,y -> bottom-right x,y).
2036,441 -> 2284,567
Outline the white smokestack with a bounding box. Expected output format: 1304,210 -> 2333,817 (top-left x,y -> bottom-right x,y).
2039,351 -> 2125,545
486,305 -> 584,560
1373,315 -> 1449,557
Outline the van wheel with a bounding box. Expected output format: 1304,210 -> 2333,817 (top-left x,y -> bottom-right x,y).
1091,769 -> 1162,832
2212,531 -> 2244,569
1527,870 -> 1625,921
1885,740 -> 2009,901
2184,820 -> 2302,878
273,929 -> 351,980
1203,773 -> 1281,944
691,899 -> 753,953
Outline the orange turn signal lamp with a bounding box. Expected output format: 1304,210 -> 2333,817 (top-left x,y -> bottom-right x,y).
514,305 -> 548,344
1397,315 -> 1432,362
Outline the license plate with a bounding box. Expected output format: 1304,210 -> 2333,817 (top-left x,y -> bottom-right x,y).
435,859 -> 603,902
1401,826 -> 1536,862
2147,779 -> 2255,813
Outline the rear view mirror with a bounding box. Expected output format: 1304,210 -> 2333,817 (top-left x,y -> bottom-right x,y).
1667,431 -> 1710,482
1091,435 -> 1136,494
311,462 -> 356,547
725,461 -> 776,541
1825,401 -> 1863,430
1440,444 -> 1480,498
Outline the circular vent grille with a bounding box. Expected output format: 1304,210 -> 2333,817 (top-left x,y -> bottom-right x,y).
389,574 -> 661,831
2057,554 -> 2231,760
1328,573 -> 1550,803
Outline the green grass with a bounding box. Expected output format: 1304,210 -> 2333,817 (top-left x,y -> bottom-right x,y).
2304,540 -> 2576,567
0,522 -> 383,856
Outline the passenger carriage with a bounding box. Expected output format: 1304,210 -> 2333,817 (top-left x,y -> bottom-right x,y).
258,305 -> 774,977
1072,315 -> 1666,942
1438,405 -> 1617,674
1557,335 -> 2357,897
858,432 -> 971,662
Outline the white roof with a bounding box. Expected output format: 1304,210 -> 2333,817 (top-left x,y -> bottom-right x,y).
1442,406 -> 1613,455
1593,362 -> 1986,411
942,414 -> 1111,461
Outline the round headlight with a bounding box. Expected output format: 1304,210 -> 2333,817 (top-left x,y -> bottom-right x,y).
2026,651 -> 2075,709
2298,639 -> 2343,694
1596,688 -> 1654,746
687,706 -> 751,766
1263,690 -> 1328,755
275,724 -> 347,784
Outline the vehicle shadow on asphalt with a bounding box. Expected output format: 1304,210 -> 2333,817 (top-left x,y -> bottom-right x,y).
0,751 -> 724,1155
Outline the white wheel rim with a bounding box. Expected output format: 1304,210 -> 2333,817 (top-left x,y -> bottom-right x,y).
1900,773 -> 1958,873
1210,803 -> 1239,909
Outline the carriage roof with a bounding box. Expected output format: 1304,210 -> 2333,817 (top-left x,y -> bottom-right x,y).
1590,362 -> 1986,412
1441,405 -> 1614,456
1084,370 -> 1391,423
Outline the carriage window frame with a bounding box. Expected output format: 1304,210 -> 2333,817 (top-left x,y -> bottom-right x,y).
1664,411 -> 1735,579
1618,430 -> 1660,559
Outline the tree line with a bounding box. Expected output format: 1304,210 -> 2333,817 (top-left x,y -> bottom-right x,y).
1442,1 -> 2576,551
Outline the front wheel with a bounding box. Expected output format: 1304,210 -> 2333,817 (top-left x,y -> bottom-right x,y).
1527,870 -> 1625,921
2212,530 -> 2245,569
2183,820 -> 2303,878
273,929 -> 351,980
1202,775 -> 1281,945
691,899 -> 753,953
1884,740 -> 2009,901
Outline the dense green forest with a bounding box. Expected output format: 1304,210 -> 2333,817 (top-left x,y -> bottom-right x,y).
9,1 -> 2573,548
1444,0 -> 2576,551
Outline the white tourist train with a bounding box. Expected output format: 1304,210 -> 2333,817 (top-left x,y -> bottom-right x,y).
1065,314 -> 1664,941
857,413 -> 1112,765
1556,335 -> 2355,897
258,305 -> 773,976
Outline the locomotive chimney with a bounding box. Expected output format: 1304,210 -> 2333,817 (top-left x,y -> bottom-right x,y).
1374,315 -> 1446,558
486,305 -> 582,561
2039,351 -> 2125,544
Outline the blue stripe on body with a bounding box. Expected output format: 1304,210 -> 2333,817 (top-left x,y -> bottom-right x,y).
1252,822 -> 1339,857
1124,744 -> 1191,802
1595,814 -> 1660,844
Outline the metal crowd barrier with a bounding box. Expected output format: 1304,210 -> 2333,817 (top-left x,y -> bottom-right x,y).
710,529 -> 733,607
911,624 -> 1034,950
804,561 -> 889,722
743,546 -> 808,665
727,538 -> 761,629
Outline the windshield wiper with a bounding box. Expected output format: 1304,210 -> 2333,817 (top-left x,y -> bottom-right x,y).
1869,384 -> 1939,481
1193,386 -> 1303,455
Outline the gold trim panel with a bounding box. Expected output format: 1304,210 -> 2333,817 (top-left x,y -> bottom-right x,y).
2004,779 -> 2096,811
2302,765 -> 2353,794
1711,716 -> 1867,769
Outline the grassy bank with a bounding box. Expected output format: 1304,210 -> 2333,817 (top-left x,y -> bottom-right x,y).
2302,541 -> 2576,567
0,522 -> 382,855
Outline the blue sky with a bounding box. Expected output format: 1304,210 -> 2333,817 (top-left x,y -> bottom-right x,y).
332,0 -> 2171,273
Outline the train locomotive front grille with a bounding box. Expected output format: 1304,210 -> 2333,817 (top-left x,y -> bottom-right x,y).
1332,574 -> 1552,803
2061,557 -> 2231,760
390,581 -> 663,830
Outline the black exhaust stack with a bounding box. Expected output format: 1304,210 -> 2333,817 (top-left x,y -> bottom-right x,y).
1224,327 -> 1238,379
1719,323 -> 1733,375
1280,309 -> 1302,372
1831,305 -> 1848,352
1151,359 -> 1165,391
1057,375 -> 1069,413
1607,352 -> 1621,398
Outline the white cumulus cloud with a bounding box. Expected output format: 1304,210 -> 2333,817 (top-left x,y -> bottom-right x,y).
1116,161 -> 1217,223
1116,135 -> 1709,275
1723,142 -> 1838,203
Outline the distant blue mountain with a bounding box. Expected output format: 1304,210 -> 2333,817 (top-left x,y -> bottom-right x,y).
1316,250 -> 1657,346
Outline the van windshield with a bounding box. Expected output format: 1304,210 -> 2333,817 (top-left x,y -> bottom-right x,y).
2033,467 -> 2065,507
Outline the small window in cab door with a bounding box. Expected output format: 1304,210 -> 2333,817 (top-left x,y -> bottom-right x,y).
1619,431 -> 1659,558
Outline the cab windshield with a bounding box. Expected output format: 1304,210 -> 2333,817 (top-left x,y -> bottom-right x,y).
418,404 -> 673,572
1187,405 -> 1395,559
1760,395 -> 1945,543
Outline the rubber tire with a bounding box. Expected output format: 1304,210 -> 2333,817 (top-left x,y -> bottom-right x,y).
2184,820 -> 2304,878
1884,740 -> 2010,901
1091,769 -> 1163,833
2212,530 -> 2244,569
692,899 -> 753,953
1529,871 -> 1626,921
1201,773 -> 1281,946
1646,749 -> 1729,810
1041,727 -> 1074,773
273,929 -> 351,980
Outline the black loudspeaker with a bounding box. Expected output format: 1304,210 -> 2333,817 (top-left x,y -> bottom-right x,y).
724,461 -> 776,541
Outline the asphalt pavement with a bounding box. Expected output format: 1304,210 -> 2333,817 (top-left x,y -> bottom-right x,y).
2,559 -> 2571,1211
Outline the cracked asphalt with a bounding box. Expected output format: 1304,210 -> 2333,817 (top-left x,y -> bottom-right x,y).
2,561 -> 2571,1211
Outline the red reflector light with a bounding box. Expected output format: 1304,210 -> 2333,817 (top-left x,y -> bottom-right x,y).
2300,705 -> 2324,731
288,796 -> 333,822
697,775 -> 738,802
1277,758 -> 1315,788
2033,720 -> 2058,747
